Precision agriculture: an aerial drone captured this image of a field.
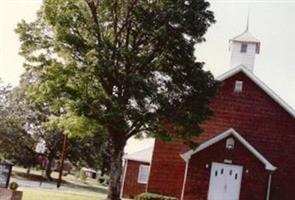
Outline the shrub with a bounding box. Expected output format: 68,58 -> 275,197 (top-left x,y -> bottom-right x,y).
97,174 -> 110,186
135,193 -> 178,200
98,177 -> 104,184
9,182 -> 19,191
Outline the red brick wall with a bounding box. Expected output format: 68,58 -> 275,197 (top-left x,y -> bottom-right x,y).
122,160 -> 149,198
183,137 -> 268,200
147,139 -> 188,198
147,72 -> 295,200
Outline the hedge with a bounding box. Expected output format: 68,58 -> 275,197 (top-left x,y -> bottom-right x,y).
135,192 -> 178,200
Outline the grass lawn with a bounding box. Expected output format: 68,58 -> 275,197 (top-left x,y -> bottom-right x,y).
22,188 -> 105,200
13,167 -> 108,199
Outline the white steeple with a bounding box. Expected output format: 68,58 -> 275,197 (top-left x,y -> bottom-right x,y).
229,14 -> 260,72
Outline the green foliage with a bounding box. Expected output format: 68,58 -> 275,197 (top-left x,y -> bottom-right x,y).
9,182 -> 19,191
46,113 -> 106,137
0,79 -> 109,177
68,134 -> 111,175
135,193 -> 177,200
16,0 -> 217,198
0,80 -> 37,167
16,0 -> 217,147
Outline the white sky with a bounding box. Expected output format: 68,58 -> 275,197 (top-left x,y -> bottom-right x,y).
0,0 -> 294,153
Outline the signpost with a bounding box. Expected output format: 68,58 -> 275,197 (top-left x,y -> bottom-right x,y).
35,141 -> 46,186
0,161 -> 23,200
0,161 -> 13,188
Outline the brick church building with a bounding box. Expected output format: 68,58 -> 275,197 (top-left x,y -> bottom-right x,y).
121,22 -> 295,200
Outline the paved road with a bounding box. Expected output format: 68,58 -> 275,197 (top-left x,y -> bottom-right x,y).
10,177 -> 108,194
11,177 -> 61,189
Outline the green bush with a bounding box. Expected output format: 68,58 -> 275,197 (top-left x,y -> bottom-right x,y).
9,182 -> 19,191
97,174 -> 110,186
98,177 -> 104,184
135,193 -> 178,200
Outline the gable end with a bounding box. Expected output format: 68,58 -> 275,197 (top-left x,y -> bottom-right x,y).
216,65 -> 295,118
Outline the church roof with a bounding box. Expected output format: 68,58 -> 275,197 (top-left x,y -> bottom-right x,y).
229,30 -> 261,54
230,30 -> 260,44
124,147 -> 153,163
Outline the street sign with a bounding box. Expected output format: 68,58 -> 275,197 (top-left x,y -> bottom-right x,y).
0,162 -> 13,188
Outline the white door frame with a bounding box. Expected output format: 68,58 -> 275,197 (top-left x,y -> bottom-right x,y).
207,162 -> 243,200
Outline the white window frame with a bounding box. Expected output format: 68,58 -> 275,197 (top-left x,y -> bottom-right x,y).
137,164 -> 150,184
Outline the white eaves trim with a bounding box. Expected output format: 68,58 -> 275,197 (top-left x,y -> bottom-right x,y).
216,65 -> 295,118
180,128 -> 277,171
124,146 -> 153,163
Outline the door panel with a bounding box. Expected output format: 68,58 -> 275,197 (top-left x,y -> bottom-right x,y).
208,162 -> 243,200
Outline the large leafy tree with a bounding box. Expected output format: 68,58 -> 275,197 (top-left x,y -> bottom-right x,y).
0,79 -> 37,168
0,78 -> 108,179
16,0 -> 217,199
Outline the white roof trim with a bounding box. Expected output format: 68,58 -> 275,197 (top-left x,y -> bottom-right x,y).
216,65 -> 295,118
180,128 -> 277,171
124,147 -> 153,163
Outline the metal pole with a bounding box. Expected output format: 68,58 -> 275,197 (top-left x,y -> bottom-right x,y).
57,134 -> 67,188
266,172 -> 273,200
39,157 -> 43,186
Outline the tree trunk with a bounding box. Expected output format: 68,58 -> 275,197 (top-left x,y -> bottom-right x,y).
26,167 -> 31,175
107,140 -> 126,200
45,156 -> 54,180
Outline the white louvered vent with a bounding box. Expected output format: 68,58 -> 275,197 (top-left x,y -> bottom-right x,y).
234,81 -> 243,93
226,138 -> 235,150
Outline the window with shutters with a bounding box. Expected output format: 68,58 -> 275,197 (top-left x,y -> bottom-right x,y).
137,165 -> 150,184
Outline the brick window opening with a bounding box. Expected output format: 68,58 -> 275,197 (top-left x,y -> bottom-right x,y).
234,81 -> 243,93
241,43 -> 247,53
138,165 -> 150,184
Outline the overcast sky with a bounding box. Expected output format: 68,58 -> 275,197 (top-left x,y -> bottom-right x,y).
0,0 -> 294,153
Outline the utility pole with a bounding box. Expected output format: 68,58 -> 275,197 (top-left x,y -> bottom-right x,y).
57,134 -> 67,188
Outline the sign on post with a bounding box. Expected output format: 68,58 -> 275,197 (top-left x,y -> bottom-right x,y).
0,162 -> 13,188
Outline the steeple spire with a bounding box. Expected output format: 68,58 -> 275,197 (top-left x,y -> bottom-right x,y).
246,9 -> 250,32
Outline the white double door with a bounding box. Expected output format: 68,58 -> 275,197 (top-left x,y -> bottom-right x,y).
207,162 -> 243,200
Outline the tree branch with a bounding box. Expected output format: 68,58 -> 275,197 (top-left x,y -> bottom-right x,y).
84,0 -> 102,46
